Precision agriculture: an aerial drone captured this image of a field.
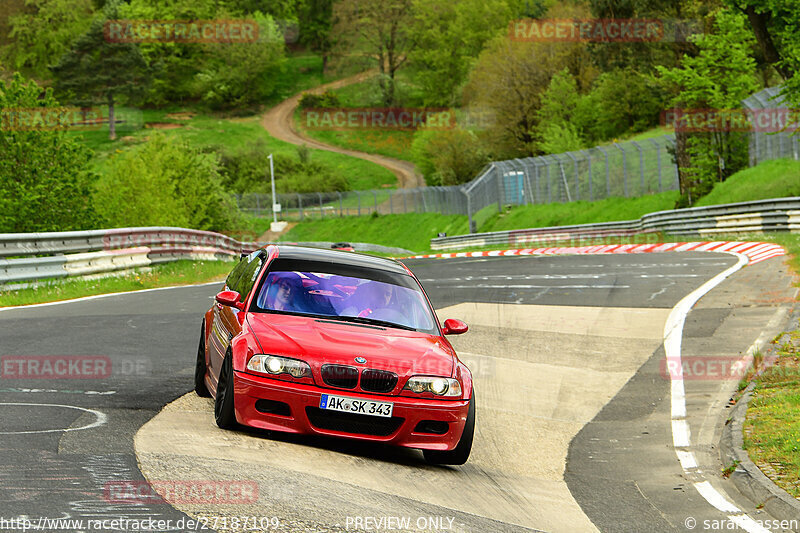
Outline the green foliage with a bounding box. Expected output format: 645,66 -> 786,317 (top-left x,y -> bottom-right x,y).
93,133 -> 238,231
409,0 -> 510,106
194,12 -> 286,110
576,68 -> 666,144
410,123 -> 489,186
463,3 -> 598,158
2,0 -> 95,78
215,139 -> 348,194
536,69 -> 584,153
298,90 -> 340,108
297,0 -> 333,67
0,74 -> 97,232
657,9 -> 760,206
50,0 -> 151,139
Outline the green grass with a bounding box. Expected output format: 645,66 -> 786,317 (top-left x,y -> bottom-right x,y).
743,328 -> 800,498
0,260 -> 232,307
478,191 -> 680,233
67,110 -> 397,191
295,109 -> 415,162
281,212 -> 469,252
695,159 -> 800,207
622,126 -> 672,142
292,71 -> 422,164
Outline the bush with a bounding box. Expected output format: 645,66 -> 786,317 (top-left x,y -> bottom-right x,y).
193,12 -> 286,110
576,69 -> 665,144
298,90 -> 341,109
0,73 -> 97,232
94,133 -> 238,231
215,140 -> 348,194
411,126 -> 488,186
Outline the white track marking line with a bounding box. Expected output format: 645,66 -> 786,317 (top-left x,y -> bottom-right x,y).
664,251 -> 773,532
0,281 -> 222,312
0,402 -> 106,434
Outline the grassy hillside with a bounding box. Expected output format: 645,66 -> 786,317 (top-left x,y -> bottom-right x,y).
695,159 -> 800,206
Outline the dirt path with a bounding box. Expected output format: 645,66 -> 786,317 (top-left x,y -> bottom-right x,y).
260,71 -> 424,189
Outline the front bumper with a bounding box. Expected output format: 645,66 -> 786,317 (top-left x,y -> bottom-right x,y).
233,370 -> 470,450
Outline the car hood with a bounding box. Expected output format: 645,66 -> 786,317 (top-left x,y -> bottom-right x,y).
246,313 -> 455,379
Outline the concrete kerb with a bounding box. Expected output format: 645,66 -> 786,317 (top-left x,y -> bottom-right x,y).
719,315 -> 800,523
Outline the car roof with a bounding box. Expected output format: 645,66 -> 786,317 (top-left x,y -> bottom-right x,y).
270,245 -> 409,275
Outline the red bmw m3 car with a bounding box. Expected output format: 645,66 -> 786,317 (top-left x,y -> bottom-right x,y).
194,245 -> 475,465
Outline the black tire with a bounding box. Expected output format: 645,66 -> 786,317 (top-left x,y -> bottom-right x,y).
214,352 -> 238,429
423,389 -> 476,466
194,321 -> 211,397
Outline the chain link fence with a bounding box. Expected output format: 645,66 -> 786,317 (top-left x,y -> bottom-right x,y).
742,86 -> 800,165
234,186 -> 466,221
238,86 -> 797,233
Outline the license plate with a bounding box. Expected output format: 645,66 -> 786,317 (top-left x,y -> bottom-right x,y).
319,394 -> 394,418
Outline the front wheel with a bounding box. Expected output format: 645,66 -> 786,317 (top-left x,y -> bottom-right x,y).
214,353 -> 238,429
194,321 -> 211,397
423,390 -> 475,465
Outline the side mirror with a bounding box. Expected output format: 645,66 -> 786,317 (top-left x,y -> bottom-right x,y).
442,318 -> 468,335
216,290 -> 244,310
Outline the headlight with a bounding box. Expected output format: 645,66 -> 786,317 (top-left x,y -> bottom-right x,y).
403,376 -> 462,397
247,355 -> 311,379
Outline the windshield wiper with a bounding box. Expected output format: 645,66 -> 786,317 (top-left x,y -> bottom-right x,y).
330,315 -> 417,331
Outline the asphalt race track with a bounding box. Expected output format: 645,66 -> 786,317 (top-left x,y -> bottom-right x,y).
0,252 -> 796,533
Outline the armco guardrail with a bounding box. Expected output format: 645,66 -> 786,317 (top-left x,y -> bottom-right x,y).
430,197 -> 800,250
0,227 -> 413,288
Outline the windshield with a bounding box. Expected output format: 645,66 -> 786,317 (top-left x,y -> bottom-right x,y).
252,268 -> 437,334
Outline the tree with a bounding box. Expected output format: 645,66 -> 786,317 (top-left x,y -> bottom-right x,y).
298,0 -> 334,72
94,133 -> 238,231
729,0 -> 800,105
462,4 -> 598,158
331,0 -> 417,106
50,0 -> 150,140
0,74 -> 96,232
657,9 -> 759,205
2,0 -> 95,79
409,0 -> 510,106
536,70 -> 585,153
194,12 -> 286,110
410,127 -> 489,186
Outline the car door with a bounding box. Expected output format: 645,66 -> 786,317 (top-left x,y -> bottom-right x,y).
208,252 -> 265,391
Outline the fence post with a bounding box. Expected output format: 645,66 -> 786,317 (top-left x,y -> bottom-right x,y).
587,151 -> 593,201
465,188 -> 476,233
357,191 -> 362,216
389,190 -> 393,214
496,163 -> 504,212
373,190 -> 378,213
255,195 -> 260,216
338,192 -> 343,217
631,140 -> 644,194
318,192 -> 324,219
649,138 -> 663,192
615,143 -> 628,197
403,190 -> 407,213
298,194 -> 303,221
565,152 -> 579,201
